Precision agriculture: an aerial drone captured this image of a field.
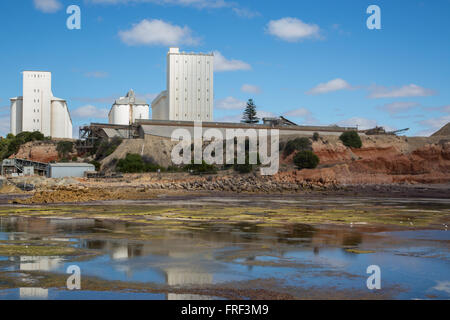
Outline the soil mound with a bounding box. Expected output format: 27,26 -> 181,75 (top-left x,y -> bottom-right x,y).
432,122 -> 450,136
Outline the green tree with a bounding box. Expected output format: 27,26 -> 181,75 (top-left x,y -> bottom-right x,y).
241,99 -> 259,124
339,131 -> 362,148
284,137 -> 312,156
293,150 -> 320,169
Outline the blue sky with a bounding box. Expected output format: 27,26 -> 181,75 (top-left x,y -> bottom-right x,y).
0,0 -> 449,137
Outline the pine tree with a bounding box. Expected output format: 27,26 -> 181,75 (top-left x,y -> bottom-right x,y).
241,99 -> 260,124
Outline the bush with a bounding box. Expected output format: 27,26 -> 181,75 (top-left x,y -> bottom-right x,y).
184,161 -> 217,174
0,131 -> 45,160
56,141 -> 74,158
89,160 -> 101,171
293,150 -> 320,169
234,152 -> 260,174
116,153 -> 145,173
312,132 -> 320,141
339,131 -> 362,148
94,137 -> 123,160
284,137 -> 312,156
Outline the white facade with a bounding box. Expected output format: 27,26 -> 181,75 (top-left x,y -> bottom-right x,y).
10,71 -> 72,139
152,48 -> 214,122
108,89 -> 150,125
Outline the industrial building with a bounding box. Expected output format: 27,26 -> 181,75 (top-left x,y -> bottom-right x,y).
152,47 -> 214,122
108,89 -> 149,125
47,163 -> 95,178
10,71 -> 72,139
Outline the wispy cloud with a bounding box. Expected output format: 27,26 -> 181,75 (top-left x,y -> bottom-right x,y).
283,107 -> 318,125
87,0 -> 228,9
215,96 -> 245,110
417,115 -> 450,136
84,71 -> 109,78
72,105 -> 109,119
307,78 -> 353,95
33,0 -> 62,13
368,84 -> 436,99
232,7 -> 261,18
214,51 -> 251,72
377,101 -> 420,115
266,17 -> 321,42
119,19 -> 200,46
336,117 -> 378,130
241,84 -> 261,94
86,0 -> 255,18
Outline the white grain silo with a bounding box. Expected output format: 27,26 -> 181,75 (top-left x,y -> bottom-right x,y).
10,97 -> 23,135
108,89 -> 149,125
9,71 -> 72,139
152,48 -> 214,122
51,98 -> 72,138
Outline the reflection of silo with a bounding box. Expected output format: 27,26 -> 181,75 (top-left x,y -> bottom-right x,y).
112,245 -> 129,260
164,267 -> 213,300
20,256 -> 62,271
20,287 -> 48,299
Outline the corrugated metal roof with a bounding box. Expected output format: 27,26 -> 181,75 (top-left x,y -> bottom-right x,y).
49,163 -> 95,168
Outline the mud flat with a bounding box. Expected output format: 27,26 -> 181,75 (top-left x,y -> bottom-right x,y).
0,194 -> 448,300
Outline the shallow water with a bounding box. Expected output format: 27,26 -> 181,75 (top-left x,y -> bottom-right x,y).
0,197 -> 448,300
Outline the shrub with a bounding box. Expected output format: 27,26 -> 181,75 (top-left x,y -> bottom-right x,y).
56,141 -> 74,158
0,131 -> 45,160
89,160 -> 101,171
293,150 -> 320,169
339,131 -> 362,148
184,161 -> 217,174
284,137 -> 312,156
116,153 -> 145,173
95,137 -> 123,160
234,152 -> 260,174
312,132 -> 320,141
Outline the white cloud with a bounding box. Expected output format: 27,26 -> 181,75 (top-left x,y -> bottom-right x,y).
283,108 -> 311,118
214,51 -> 251,72
307,78 -> 352,95
241,84 -> 261,94
283,108 -> 319,125
433,281 -> 450,295
85,71 -> 109,78
266,17 -> 320,42
417,115 -> 450,136
425,105 -> 450,114
72,105 -> 109,119
215,97 -> 245,110
336,117 -> 378,130
33,0 -> 62,13
377,101 -> 420,115
232,7 -> 260,18
369,84 -> 436,99
119,19 -> 199,46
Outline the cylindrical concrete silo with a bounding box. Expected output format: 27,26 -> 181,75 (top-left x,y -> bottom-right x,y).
132,104 -> 149,122
51,100 -> 67,138
112,104 -> 130,125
